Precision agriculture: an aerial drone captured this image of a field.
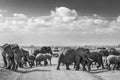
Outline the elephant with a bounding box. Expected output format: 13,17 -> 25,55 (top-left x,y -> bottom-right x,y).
106,55 -> 120,70
1,43 -> 15,70
33,46 -> 53,65
56,48 -> 77,70
35,53 -> 52,66
99,49 -> 110,68
25,54 -> 35,67
2,43 -> 30,71
12,45 -> 35,70
75,48 -> 93,71
11,44 -> 26,71
109,48 -> 120,55
56,47 -> 92,71
89,52 -> 105,69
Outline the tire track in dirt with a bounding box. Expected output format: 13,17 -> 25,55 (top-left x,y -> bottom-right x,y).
14,65 -> 104,80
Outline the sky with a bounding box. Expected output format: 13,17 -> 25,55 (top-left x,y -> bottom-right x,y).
0,0 -> 120,46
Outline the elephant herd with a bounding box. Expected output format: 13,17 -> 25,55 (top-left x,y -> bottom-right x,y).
1,43 -> 53,71
57,47 -> 120,71
1,43 -> 120,72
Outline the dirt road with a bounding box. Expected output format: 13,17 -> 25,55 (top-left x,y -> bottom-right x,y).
0,58 -> 120,80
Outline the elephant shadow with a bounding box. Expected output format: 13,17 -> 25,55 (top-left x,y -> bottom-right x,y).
15,69 -> 51,73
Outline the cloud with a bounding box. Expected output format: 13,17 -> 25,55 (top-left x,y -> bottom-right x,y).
0,7 -> 120,34
50,7 -> 78,23
13,13 -> 27,19
0,10 -> 7,12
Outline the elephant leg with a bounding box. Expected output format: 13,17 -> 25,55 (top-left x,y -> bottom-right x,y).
19,62 -> 23,68
56,61 -> 61,70
87,61 -> 92,71
36,61 -> 38,66
66,63 -> 70,70
97,62 -> 101,68
14,63 -> 18,71
25,62 -> 27,67
5,57 -> 11,70
75,63 -> 80,70
39,61 -> 42,66
82,61 -> 87,71
116,63 -> 120,70
2,55 -> 7,67
74,62 -> 77,69
32,60 -> 35,66
74,56 -> 80,70
44,60 -> 48,66
31,61 -> 34,67
113,64 -> 117,70
101,62 -> 105,69
49,59 -> 52,66
29,62 -> 33,68
108,64 -> 111,70
11,58 -> 15,70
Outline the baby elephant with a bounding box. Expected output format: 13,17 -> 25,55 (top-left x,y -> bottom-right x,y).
35,53 -> 52,66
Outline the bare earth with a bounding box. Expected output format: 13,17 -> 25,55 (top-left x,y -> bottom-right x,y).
0,58 -> 120,80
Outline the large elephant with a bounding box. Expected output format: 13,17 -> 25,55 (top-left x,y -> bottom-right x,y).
56,47 -> 92,71
89,52 -> 105,69
11,44 -> 27,71
75,48 -> 92,71
2,43 -> 30,71
1,43 -> 15,70
56,48 -> 78,70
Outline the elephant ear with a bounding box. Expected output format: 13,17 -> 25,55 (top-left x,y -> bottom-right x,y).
10,44 -> 20,53
2,44 -> 14,57
21,48 -> 29,56
47,47 -> 53,55
11,44 -> 19,50
2,43 -> 9,49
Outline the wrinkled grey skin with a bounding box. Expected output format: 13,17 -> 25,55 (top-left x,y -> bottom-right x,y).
56,48 -> 77,70
35,53 -> 52,66
1,43 -> 29,71
106,55 -> 120,70
75,48 -> 92,71
1,43 -> 16,70
89,52 -> 105,69
56,48 -> 92,71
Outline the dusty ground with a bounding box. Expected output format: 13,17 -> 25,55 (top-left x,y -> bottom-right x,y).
0,57 -> 120,80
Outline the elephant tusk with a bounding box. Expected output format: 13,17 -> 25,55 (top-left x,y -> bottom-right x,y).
88,58 -> 94,62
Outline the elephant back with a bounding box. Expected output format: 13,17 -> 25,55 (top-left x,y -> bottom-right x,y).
40,46 -> 53,55
58,48 -> 76,64
33,49 -> 40,56
35,53 -> 44,61
76,47 -> 90,57
62,48 -> 76,56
